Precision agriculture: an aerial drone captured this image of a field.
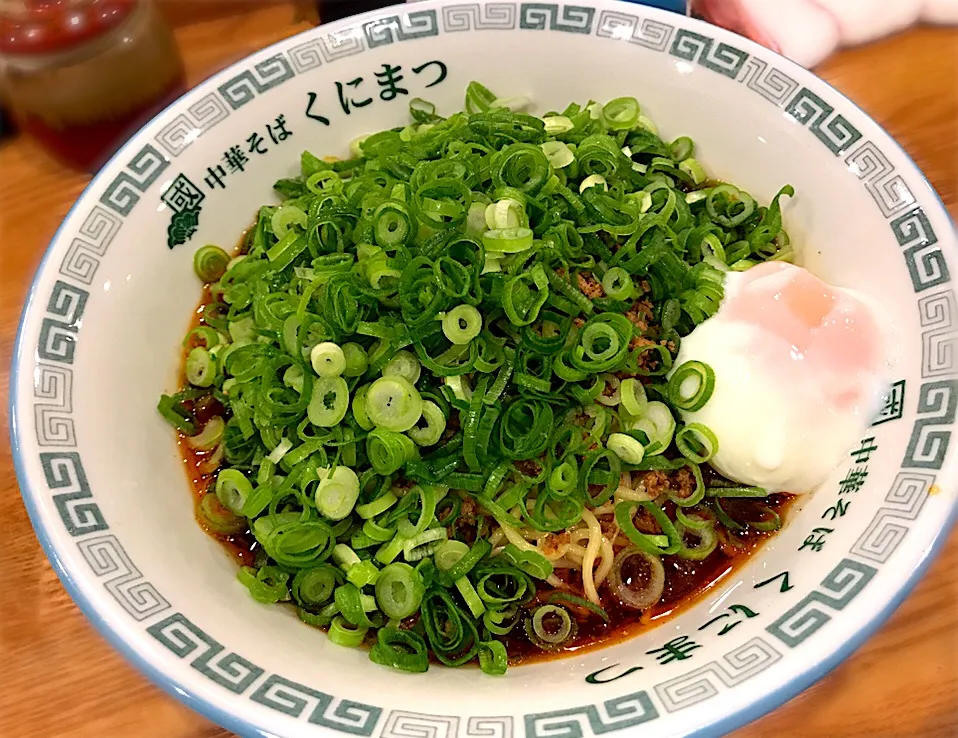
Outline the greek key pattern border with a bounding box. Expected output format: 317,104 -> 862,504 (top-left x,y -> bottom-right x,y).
442,3 -> 518,32
154,92 -> 232,158
654,637 -> 782,712
34,363 -> 75,447
77,534 -> 171,620
20,4 -> 956,736
524,692 -> 659,738
766,559 -> 878,648
918,289 -> 956,379
99,144 -> 170,218
58,206 -> 123,285
850,471 -> 936,563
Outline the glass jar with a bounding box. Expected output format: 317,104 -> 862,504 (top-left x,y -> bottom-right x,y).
0,0 -> 186,171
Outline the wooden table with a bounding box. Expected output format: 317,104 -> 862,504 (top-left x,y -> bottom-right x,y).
1,7 -> 956,737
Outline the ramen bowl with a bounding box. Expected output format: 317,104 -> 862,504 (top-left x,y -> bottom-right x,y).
10,1 -> 958,736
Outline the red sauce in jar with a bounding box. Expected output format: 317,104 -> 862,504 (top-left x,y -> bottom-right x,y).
0,0 -> 186,170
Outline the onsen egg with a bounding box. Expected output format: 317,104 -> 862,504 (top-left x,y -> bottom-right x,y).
673,261 -> 891,493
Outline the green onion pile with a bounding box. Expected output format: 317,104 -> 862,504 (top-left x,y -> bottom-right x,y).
159,83 -> 794,674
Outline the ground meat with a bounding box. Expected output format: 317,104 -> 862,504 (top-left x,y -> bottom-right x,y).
576,271 -> 605,299
672,467 -> 696,501
515,459 -> 543,478
634,467 -> 696,503
599,516 -> 619,538
639,470 -> 670,499
541,531 -> 571,556
632,337 -> 665,374
639,280 -> 652,294
573,317 -> 586,329
625,298 -> 655,332
450,496 -> 479,543
459,497 -> 478,522
629,335 -> 656,352
660,339 -> 678,353
440,411 -> 461,443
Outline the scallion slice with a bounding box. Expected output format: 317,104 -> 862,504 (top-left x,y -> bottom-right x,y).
442,305 -> 483,345
308,376 -> 349,427
668,360 -> 716,412
310,342 -> 347,378
193,245 -> 230,283
375,562 -> 425,619
366,376 -> 423,432
316,466 -> 360,520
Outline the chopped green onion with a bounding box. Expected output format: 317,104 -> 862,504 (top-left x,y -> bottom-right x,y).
542,115 -> 574,135
310,342 -> 346,378
615,501 -> 681,555
366,376 -> 423,432
351,385 -> 373,430
525,604 -> 576,650
486,199 -> 526,230
215,469 -> 253,515
434,540 -> 470,571
619,378 -> 648,416
442,305 -> 483,345
546,591 -> 610,622
579,174 -> 607,193
328,615 -> 368,647
198,492 -> 246,535
707,486 -> 768,498
193,245 -> 230,283
676,423 -> 719,463
483,227 -> 534,254
342,342 -> 368,377
680,158 -> 707,185
601,267 -> 634,301
356,492 -> 398,520
316,466 -> 360,520
370,627 -> 429,673
185,347 -> 215,388
478,640 -> 508,675
367,428 -> 416,475
383,350 -> 422,384
668,361 -> 716,412
456,576 -> 486,617
186,416 -> 224,451
407,401 -> 446,446
160,83 -> 797,676
375,562 -> 425,619
603,97 -> 640,130
291,565 -> 339,607
308,376 -> 349,427
540,141 -> 575,169
607,433 -> 645,464
403,528 -> 447,562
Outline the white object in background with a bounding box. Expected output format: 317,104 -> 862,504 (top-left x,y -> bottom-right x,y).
923,0 -> 958,22
813,0 -> 922,46
734,0 -> 841,68
699,0 -> 958,68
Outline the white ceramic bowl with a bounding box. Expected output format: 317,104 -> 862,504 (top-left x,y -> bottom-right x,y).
11,2 -> 958,736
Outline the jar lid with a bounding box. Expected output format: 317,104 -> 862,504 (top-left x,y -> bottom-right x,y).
0,0 -> 136,55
